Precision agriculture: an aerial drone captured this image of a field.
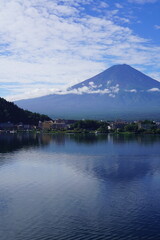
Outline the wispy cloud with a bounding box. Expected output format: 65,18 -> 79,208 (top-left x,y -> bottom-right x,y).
128,0 -> 158,4
115,3 -> 123,8
0,0 -> 159,100
155,25 -> 160,29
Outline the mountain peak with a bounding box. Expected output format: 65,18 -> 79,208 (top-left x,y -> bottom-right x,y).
101,63 -> 139,74
70,64 -> 160,91
110,63 -> 130,68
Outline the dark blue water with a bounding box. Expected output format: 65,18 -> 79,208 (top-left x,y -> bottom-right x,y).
0,133 -> 160,240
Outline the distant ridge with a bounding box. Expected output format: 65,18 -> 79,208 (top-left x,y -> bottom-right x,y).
15,64 -> 160,120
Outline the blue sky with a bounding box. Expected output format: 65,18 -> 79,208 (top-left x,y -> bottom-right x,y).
0,0 -> 159,100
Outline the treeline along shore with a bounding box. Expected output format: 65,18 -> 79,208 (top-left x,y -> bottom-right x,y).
1,119 -> 160,135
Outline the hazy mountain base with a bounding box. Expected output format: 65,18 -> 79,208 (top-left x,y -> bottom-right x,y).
16,91 -> 160,120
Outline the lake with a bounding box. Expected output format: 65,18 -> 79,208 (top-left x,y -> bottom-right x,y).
0,133 -> 160,240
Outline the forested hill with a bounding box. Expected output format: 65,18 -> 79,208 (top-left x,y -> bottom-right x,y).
0,97 -> 51,125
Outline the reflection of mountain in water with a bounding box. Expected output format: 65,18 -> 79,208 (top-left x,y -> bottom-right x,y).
91,156 -> 152,182
65,153 -> 160,183
62,135 -> 160,182
0,133 -> 160,183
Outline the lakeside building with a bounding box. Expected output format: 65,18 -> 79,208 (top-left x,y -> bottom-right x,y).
39,120 -> 54,130
52,119 -> 66,129
16,123 -> 36,130
39,119 -> 77,130
38,120 -> 66,130
109,121 -> 128,131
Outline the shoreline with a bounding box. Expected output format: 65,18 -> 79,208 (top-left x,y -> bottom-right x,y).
1,130 -> 160,135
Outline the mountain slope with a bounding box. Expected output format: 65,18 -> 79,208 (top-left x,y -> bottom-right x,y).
0,97 -> 51,124
15,64 -> 160,120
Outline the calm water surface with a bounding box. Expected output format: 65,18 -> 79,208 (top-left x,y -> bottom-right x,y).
0,133 -> 160,240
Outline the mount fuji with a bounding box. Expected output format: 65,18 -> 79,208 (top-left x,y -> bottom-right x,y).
15,64 -> 160,120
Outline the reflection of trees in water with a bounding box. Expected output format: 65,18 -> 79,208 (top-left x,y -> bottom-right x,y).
0,133 -> 67,154
51,134 -> 66,145
69,134 -> 109,144
112,134 -> 160,145
0,133 -> 51,153
1,133 -> 160,154
67,133 -> 160,146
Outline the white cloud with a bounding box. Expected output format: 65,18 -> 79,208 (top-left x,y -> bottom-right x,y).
0,0 -> 159,100
7,83 -> 120,101
110,84 -> 120,93
57,84 -> 119,96
125,89 -> 137,93
128,0 -> 157,3
149,72 -> 160,80
88,81 -> 97,88
148,88 -> 160,92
